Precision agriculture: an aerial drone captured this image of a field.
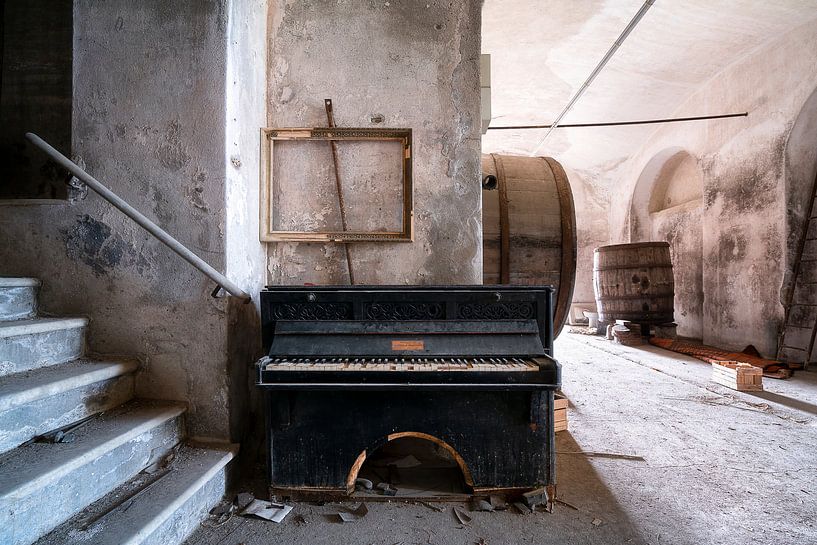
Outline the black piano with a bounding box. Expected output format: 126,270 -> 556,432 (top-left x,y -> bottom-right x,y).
256,285 -> 561,499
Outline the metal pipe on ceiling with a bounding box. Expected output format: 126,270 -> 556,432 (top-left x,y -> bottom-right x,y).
528,0 -> 657,157
490,112 -> 748,130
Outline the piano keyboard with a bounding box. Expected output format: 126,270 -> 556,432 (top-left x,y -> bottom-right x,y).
263,357 -> 539,372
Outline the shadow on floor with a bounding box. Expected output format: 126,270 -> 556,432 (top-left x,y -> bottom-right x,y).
183,430 -> 665,545
747,390 -> 817,416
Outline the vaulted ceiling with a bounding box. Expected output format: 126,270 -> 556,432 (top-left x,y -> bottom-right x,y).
481,0 -> 817,176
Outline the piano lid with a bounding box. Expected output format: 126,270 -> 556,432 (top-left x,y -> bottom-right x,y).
260,285 -> 555,357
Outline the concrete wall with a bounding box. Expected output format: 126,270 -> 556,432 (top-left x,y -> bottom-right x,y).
0,0 -> 481,442
564,166 -> 610,307
265,0 -> 483,286
611,20 -> 817,356
224,0 -> 268,443
0,0 -> 261,440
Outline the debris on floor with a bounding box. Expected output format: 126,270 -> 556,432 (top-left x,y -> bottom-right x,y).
335,502 -> 369,523
568,326 -> 599,335
209,503 -> 232,517
354,478 -> 373,491
554,498 -> 580,510
241,499 -> 293,523
592,517 -> 603,526
471,497 -> 493,511
513,501 -> 531,514
711,360 -> 764,391
557,450 -> 645,462
649,337 -> 793,377
522,486 -> 550,509
452,506 -> 472,525
376,482 -> 398,496
235,492 -> 255,510
489,494 -> 508,510
204,502 -> 235,527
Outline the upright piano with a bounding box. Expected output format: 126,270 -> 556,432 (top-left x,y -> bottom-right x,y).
256,285 -> 561,499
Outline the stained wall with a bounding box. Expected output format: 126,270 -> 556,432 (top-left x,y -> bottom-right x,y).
630,151 -> 704,339
611,20 -> 817,355
265,1 -> 483,286
0,0 -> 482,441
0,0 -> 267,440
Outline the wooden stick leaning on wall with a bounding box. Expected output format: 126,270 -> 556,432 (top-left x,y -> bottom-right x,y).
324,98 -> 355,284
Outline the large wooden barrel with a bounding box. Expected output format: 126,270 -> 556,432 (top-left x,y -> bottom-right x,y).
593,242 -> 675,324
482,154 -> 577,335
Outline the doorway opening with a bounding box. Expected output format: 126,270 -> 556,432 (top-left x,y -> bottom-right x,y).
0,0 -> 73,200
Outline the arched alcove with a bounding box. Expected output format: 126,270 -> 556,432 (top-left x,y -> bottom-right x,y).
346,432 -> 474,497
630,149 -> 704,339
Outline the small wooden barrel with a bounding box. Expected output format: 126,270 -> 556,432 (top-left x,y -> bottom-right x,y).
593,242 -> 674,324
482,154 -> 577,335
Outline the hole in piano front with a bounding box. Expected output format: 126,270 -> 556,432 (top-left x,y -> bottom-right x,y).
351,435 -> 472,500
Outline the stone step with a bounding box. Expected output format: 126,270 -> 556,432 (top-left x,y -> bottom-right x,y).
0,400 -> 186,545
0,358 -> 139,454
37,443 -> 239,545
0,278 -> 40,321
0,317 -> 88,376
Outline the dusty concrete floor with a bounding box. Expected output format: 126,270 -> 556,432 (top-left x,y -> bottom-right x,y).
185,334 -> 817,545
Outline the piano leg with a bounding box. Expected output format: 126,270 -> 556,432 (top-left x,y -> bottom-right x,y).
528,390 -> 555,483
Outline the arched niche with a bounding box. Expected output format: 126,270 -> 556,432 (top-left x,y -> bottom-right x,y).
630,148 -> 704,339
346,431 -> 474,494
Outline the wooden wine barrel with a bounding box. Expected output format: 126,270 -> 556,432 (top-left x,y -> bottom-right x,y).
593,242 -> 675,324
482,154 -> 577,336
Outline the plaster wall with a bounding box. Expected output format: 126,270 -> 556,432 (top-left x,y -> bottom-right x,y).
649,200 -> 704,339
265,0 -> 483,286
0,1 -> 247,439
224,0 -> 268,443
611,21 -> 817,355
563,165 -> 610,306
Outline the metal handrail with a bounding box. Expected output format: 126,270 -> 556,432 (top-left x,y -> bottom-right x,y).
26,132 -> 251,303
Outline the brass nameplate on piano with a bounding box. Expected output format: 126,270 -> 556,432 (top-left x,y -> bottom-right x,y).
391,340 -> 425,351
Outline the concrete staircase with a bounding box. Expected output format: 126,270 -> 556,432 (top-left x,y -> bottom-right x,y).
0,277 -> 237,545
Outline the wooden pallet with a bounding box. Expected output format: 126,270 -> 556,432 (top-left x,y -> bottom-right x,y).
711,361 -> 763,391
554,393 -> 568,433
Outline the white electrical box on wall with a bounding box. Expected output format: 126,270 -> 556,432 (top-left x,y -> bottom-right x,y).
481,54 -> 491,134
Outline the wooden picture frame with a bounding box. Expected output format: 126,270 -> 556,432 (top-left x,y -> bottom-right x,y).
259,127 -> 413,242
